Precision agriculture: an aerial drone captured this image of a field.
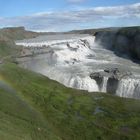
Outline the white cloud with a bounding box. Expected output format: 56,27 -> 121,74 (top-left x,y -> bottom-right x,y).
0,3 -> 140,32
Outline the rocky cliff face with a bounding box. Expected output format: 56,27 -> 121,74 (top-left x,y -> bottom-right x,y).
94,27 -> 140,61
90,68 -> 140,99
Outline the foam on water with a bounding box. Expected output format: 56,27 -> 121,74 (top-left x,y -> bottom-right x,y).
116,78 -> 140,98
101,77 -> 108,92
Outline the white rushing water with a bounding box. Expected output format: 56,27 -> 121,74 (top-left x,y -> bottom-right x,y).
116,78 -> 140,98
16,34 -> 140,99
101,77 -> 108,92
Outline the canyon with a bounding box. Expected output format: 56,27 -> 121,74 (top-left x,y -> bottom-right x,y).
16,29 -> 140,99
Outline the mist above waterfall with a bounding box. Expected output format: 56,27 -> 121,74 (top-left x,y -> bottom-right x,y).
16,33 -> 140,99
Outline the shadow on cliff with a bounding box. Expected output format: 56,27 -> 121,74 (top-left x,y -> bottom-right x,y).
94,26 -> 140,64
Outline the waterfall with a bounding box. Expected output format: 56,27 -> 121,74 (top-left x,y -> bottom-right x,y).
68,76 -> 99,92
101,77 -> 108,92
17,34 -> 140,99
116,78 -> 140,98
36,65 -> 99,92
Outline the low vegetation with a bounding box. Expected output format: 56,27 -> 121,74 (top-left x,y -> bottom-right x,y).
0,26 -> 39,60
0,63 -> 140,140
0,27 -> 38,41
0,40 -> 21,59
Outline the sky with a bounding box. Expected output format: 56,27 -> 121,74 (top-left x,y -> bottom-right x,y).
0,0 -> 140,32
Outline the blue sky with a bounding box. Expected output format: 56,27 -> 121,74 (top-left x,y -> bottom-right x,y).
0,0 -> 140,31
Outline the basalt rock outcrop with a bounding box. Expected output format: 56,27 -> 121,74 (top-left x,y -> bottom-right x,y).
90,68 -> 133,94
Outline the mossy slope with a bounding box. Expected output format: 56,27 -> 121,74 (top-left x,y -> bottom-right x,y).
0,63 -> 140,140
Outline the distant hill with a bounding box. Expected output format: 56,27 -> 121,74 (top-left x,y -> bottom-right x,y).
68,26 -> 140,34
0,26 -> 64,58
68,27 -> 120,34
0,27 -> 39,58
0,26 -> 39,41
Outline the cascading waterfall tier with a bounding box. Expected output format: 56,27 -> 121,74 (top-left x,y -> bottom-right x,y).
16,34 -> 140,99
35,66 -> 99,92
116,78 -> 140,98
90,68 -> 140,99
101,77 -> 108,92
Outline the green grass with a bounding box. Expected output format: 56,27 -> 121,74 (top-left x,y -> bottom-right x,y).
0,27 -> 38,41
0,63 -> 140,140
0,26 -> 38,59
0,40 -> 21,59
0,88 -> 60,140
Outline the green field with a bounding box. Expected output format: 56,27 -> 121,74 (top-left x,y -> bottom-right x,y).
0,63 -> 140,140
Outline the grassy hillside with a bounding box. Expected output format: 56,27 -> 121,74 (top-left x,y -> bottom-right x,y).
0,63 -> 140,140
0,27 -> 38,41
0,87 -> 60,140
0,40 -> 21,59
0,27 -> 39,59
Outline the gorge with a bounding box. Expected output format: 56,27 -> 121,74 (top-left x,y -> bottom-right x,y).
16,28 -> 140,99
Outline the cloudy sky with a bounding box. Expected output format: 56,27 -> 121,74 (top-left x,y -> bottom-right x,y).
0,0 -> 140,32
